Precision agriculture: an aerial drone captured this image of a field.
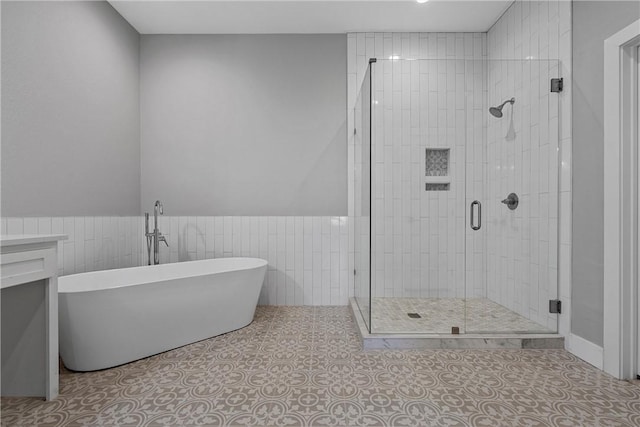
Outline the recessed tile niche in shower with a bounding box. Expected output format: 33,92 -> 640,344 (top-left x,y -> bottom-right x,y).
425,148 -> 451,191
425,148 -> 450,177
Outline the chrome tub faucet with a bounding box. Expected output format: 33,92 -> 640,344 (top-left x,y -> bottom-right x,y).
145,200 -> 168,265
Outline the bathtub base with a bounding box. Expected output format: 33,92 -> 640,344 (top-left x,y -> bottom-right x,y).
59,258 -> 267,372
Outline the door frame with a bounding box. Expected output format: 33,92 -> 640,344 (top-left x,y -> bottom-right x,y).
637,44 -> 640,377
603,19 -> 640,380
637,44 -> 640,378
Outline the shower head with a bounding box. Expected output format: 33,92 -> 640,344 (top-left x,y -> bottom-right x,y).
489,106 -> 504,118
489,97 -> 516,118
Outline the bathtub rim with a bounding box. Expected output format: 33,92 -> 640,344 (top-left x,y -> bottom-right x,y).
59,257 -> 268,293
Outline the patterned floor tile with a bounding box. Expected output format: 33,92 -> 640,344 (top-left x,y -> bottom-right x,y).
2,306 -> 639,427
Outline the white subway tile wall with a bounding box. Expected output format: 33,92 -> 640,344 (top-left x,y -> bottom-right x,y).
1,216 -> 352,306
486,0 -> 571,333
348,32 -> 488,300
2,217 -> 143,276
153,216 -> 351,306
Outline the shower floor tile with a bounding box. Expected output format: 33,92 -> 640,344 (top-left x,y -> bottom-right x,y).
368,297 -> 553,334
2,306 -> 638,427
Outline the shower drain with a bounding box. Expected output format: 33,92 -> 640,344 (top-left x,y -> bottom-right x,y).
407,313 -> 421,319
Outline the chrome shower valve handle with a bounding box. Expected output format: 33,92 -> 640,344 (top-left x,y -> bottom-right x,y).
501,193 -> 519,210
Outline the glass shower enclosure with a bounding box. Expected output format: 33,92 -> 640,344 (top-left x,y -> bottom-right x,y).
354,58 -> 561,335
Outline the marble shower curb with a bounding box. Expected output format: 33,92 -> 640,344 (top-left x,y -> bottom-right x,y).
349,298 -> 564,350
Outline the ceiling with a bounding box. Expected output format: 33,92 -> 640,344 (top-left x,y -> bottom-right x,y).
108,0 -> 514,34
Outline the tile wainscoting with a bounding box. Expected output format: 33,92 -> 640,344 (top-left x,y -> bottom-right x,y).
2,216 -> 143,276
1,216 -> 353,306
151,216 -> 352,306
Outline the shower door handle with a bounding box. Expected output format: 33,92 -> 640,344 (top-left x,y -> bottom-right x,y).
470,200 -> 481,231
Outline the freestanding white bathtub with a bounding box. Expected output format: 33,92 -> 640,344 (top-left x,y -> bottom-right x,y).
58,257 -> 267,372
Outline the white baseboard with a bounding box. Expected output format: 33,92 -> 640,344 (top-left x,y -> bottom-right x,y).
568,333 -> 604,370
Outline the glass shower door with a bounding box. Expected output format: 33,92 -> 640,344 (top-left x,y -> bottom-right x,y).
466,59 -> 560,334
366,58 -> 469,334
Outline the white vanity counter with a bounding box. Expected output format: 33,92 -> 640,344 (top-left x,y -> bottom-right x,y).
1,234 -> 66,400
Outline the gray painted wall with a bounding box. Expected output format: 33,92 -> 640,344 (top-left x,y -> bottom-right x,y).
572,1 -> 640,346
140,35 -> 347,216
1,1 -> 140,216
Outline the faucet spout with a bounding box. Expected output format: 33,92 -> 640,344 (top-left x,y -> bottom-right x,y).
154,200 -> 163,216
